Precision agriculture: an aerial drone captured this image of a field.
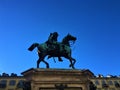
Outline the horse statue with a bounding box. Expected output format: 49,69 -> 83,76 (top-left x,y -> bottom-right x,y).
28,34 -> 77,69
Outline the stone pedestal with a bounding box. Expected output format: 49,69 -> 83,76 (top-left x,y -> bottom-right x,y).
21,68 -> 94,90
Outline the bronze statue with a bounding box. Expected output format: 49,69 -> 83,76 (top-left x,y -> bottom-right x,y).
28,33 -> 77,69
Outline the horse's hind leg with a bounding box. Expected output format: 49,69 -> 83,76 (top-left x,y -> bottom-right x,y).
37,57 -> 49,68
37,58 -> 41,68
43,60 -> 49,68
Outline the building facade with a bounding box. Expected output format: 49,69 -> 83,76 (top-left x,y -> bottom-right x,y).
0,68 -> 120,90
91,76 -> 120,90
0,76 -> 25,90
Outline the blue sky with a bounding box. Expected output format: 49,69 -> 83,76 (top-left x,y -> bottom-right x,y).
0,0 -> 120,76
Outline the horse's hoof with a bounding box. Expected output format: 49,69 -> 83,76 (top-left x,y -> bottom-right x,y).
59,60 -> 63,62
72,67 -> 75,69
46,66 -> 49,68
37,66 -> 39,68
69,64 -> 72,67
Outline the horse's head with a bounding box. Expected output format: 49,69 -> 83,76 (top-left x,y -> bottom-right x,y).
62,34 -> 77,46
66,34 -> 77,42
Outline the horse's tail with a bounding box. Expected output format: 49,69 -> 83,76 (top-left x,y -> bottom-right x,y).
28,43 -> 39,51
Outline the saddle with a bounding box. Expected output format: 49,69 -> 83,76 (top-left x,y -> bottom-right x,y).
47,43 -> 59,52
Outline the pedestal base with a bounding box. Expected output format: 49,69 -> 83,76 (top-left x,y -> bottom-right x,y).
21,68 -> 94,90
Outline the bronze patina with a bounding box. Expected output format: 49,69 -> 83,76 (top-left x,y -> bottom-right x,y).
28,32 -> 77,69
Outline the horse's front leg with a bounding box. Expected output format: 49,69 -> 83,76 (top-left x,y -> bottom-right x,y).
69,57 -> 76,69
70,63 -> 75,69
37,58 -> 41,68
71,57 -> 76,68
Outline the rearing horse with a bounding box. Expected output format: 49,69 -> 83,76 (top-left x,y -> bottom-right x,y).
28,34 -> 77,69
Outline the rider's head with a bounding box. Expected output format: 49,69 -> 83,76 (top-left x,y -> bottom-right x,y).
53,32 -> 58,37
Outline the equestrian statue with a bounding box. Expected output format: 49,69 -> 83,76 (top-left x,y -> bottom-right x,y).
28,32 -> 77,69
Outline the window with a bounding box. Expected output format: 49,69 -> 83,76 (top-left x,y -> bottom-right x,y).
114,81 -> 120,87
0,80 -> 7,84
114,81 -> 118,83
102,80 -> 109,88
0,80 -> 7,88
17,80 -> 24,88
9,80 -> 16,86
108,80 -> 113,85
102,80 -> 106,84
95,80 -> 100,85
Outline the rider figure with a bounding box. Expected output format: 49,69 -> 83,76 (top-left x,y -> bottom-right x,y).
47,32 -> 58,45
46,32 -> 63,62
